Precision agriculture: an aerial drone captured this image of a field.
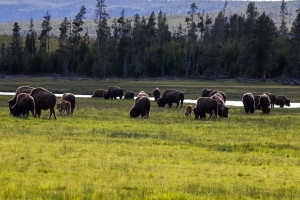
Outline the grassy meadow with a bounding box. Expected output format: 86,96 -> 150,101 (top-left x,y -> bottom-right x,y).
0,78 -> 299,199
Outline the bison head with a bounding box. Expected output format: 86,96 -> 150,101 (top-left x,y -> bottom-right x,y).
130,107 -> 140,118
8,99 -> 15,113
285,99 -> 290,107
103,92 -> 110,99
11,105 -> 21,116
193,107 -> 200,119
56,102 -> 62,112
157,98 -> 166,107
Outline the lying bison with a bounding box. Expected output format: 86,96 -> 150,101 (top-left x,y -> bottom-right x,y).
242,93 -> 255,114
8,86 -> 34,113
254,95 -> 261,110
124,90 -> 134,99
11,93 -> 35,117
157,90 -> 184,108
260,94 -> 271,114
212,93 -> 229,118
153,88 -> 161,101
185,105 -> 193,117
92,89 -> 107,98
130,96 -> 150,118
62,93 -> 76,114
275,96 -> 290,107
57,100 -> 71,115
104,86 -> 123,99
30,87 -> 57,120
264,93 -> 276,108
194,97 -> 218,120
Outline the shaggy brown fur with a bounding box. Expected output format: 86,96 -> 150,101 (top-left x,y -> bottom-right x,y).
259,94 -> 271,114
212,93 -> 229,118
130,96 -> 150,118
11,93 -> 35,117
275,96 -> 290,107
254,95 -> 261,110
209,91 -> 227,103
57,100 -> 71,115
242,93 -> 255,114
201,88 -> 213,97
30,87 -> 57,120
92,89 -> 107,98
124,90 -> 135,99
153,88 -> 161,101
62,93 -> 76,114
104,86 -> 123,99
185,105 -> 193,117
157,90 -> 184,108
8,86 -> 34,113
263,93 -> 276,108
194,97 -> 218,120
135,91 -> 149,102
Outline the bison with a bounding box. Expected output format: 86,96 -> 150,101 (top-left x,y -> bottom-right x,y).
201,88 -> 213,97
242,93 -> 255,114
11,93 -> 35,117
62,93 -> 76,114
275,96 -> 290,107
259,94 -> 271,114
57,100 -> 71,115
194,97 -> 218,120
211,93 -> 229,118
209,91 -> 227,103
157,90 -> 184,108
124,90 -> 134,99
185,105 -> 193,117
130,96 -> 150,118
254,95 -> 261,110
153,88 -> 161,101
136,91 -> 149,102
264,93 -> 276,108
30,87 -> 57,120
92,89 -> 107,98
8,86 -> 34,113
104,86 -> 123,99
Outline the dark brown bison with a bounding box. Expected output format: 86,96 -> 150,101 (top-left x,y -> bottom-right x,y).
194,97 -> 218,120
259,94 -> 271,114
263,93 -> 276,108
104,86 -> 123,99
201,88 -> 213,97
62,93 -> 76,114
124,90 -> 134,99
254,95 -> 261,110
92,89 -> 107,98
185,105 -> 193,117
275,96 -> 290,107
130,96 -> 150,118
57,100 -> 71,115
30,87 -> 57,120
11,93 -> 35,117
153,88 -> 161,101
8,86 -> 34,113
211,93 -> 229,118
242,93 -> 255,114
157,90 -> 184,108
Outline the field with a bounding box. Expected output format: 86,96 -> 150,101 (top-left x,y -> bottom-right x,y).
0,78 -> 299,199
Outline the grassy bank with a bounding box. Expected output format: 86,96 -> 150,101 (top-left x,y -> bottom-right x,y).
0,79 -> 299,199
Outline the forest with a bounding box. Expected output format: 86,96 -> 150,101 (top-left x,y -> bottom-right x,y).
0,0 -> 300,80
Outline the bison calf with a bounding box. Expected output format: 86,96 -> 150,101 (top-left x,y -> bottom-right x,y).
57,100 -> 72,115
242,93 -> 255,114
130,96 -> 150,118
11,93 -> 35,117
185,105 -> 193,117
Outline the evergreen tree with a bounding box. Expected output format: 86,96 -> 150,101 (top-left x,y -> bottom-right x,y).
147,12 -> 156,46
291,8 -> 300,75
59,17 -> 71,75
10,22 -> 22,56
25,18 -> 37,55
279,0 -> 288,36
39,10 -> 52,53
72,5 -> 87,45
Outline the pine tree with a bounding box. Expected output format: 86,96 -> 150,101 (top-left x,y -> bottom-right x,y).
39,10 -> 52,53
291,8 -> 300,75
25,18 -> 37,55
72,5 -> 87,45
10,22 -> 22,56
147,12 -> 156,46
59,17 -> 71,75
279,0 -> 288,36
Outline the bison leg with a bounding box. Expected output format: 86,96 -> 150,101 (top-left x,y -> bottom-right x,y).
176,101 -> 179,108
280,105 -> 284,108
168,103 -> 173,108
49,108 -> 57,120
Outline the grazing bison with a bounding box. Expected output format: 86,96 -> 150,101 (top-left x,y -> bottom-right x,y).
153,88 -> 161,101
201,88 -> 213,97
130,96 -> 150,118
157,90 -> 184,108
242,93 -> 255,114
275,96 -> 290,107
136,91 -> 149,101
124,90 -> 134,99
8,86 -> 34,113
194,97 -> 218,120
212,93 -> 229,118
209,91 -> 227,103
104,86 -> 123,99
57,100 -> 71,115
254,95 -> 261,110
62,93 -> 76,114
259,94 -> 271,114
11,93 -> 35,117
264,93 -> 276,108
92,89 -> 107,98
185,105 -> 193,117
30,87 -> 57,120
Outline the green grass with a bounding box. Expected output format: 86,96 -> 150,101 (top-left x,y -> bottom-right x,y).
0,79 -> 299,199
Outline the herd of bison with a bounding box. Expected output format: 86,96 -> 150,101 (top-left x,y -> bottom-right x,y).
7,86 -> 291,120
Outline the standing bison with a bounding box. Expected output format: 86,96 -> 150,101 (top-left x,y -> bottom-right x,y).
104,86 -> 123,99
136,91 -> 149,101
130,96 -> 150,118
209,91 -> 227,103
62,93 -> 76,114
153,88 -> 161,101
260,94 -> 271,114
92,89 -> 107,98
264,93 -> 276,108
242,93 -> 255,114
157,90 -> 184,108
275,96 -> 290,107
254,95 -> 261,110
124,90 -> 134,99
8,86 -> 34,113
30,87 -> 57,120
211,93 -> 229,118
194,97 -> 218,120
11,93 -> 35,117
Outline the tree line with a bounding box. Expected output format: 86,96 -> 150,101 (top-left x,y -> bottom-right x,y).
0,0 -> 300,80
